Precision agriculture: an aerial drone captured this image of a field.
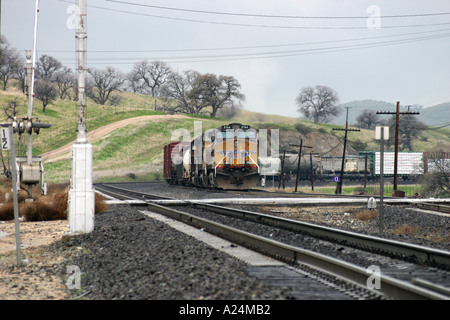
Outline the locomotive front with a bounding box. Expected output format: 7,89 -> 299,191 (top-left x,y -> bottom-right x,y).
210,123 -> 259,189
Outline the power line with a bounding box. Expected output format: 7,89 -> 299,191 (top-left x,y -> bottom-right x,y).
33,27 -> 450,54
55,0 -> 450,30
104,0 -> 450,20
51,31 -> 450,65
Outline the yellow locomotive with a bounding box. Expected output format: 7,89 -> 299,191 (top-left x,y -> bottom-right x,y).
164,123 -> 259,189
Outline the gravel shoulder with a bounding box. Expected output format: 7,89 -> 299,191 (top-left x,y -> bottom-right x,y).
0,220 -> 70,300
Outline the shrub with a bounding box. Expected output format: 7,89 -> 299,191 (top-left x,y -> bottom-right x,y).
22,200 -> 67,221
294,123 -> 312,135
95,193 -> 108,213
355,209 -> 378,221
0,184 -> 108,221
393,224 -> 417,236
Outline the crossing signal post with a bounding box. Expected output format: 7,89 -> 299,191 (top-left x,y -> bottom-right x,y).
1,124 -> 21,266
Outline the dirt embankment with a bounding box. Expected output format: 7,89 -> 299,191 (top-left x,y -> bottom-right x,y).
40,115 -> 190,162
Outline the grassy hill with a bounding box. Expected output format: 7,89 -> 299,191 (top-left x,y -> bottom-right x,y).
1,87 -> 448,184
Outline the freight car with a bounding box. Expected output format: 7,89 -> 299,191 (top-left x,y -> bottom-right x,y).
316,152 -> 425,181
260,154 -> 319,182
264,151 -> 440,183
164,123 -> 260,189
259,157 -> 281,179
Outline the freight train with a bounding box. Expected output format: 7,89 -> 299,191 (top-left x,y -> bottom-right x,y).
259,151 -> 445,183
164,123 -> 259,189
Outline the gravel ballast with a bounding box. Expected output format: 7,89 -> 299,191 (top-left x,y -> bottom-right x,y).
53,205 -> 288,300
123,182 -> 450,250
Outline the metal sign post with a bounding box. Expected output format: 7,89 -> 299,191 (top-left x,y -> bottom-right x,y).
375,126 -> 389,235
1,125 -> 22,266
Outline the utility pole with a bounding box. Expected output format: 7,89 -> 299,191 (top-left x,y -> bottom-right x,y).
332,107 -> 360,194
376,101 -> 419,192
279,150 -> 286,190
289,141 -> 312,193
68,0 -> 95,235
359,152 -> 370,189
309,152 -> 318,191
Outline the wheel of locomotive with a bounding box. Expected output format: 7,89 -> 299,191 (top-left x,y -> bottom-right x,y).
202,172 -> 210,188
208,172 -> 217,188
192,175 -> 199,187
198,172 -> 207,188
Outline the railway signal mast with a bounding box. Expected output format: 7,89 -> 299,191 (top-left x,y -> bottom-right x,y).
68,0 -> 95,235
10,1 -> 52,200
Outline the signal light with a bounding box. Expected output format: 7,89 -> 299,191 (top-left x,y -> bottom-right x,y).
19,121 -> 26,134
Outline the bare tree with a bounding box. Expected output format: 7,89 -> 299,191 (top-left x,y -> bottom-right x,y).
86,67 -> 125,105
189,74 -> 244,117
125,70 -> 145,94
34,79 -> 58,112
14,58 -> 27,94
356,110 -> 381,129
3,97 -> 20,120
36,54 -> 62,80
0,36 -> 22,91
421,151 -> 450,198
53,66 -> 75,100
386,114 -> 427,151
296,85 -> 341,123
160,70 -> 199,114
133,60 -> 172,97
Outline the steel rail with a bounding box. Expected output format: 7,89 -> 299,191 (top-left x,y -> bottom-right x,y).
95,183 -> 170,201
415,202 -> 450,214
146,202 -> 448,300
190,202 -> 450,268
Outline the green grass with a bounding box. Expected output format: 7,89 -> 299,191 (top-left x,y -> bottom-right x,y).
296,184 -> 423,197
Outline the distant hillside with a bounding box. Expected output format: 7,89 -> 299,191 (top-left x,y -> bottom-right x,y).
330,100 -> 450,127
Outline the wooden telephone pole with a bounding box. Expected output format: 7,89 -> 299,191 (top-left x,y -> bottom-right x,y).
376,101 -> 419,192
332,107 -> 360,194
289,141 -> 312,193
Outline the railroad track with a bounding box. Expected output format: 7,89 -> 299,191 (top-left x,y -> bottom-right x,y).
95,183 -> 450,300
95,183 -> 171,202
187,202 -> 450,268
415,202 -> 450,214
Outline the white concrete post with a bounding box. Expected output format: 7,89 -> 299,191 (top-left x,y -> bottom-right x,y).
68,0 -> 95,234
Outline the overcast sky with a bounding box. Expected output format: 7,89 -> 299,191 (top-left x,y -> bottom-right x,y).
2,0 -> 450,118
